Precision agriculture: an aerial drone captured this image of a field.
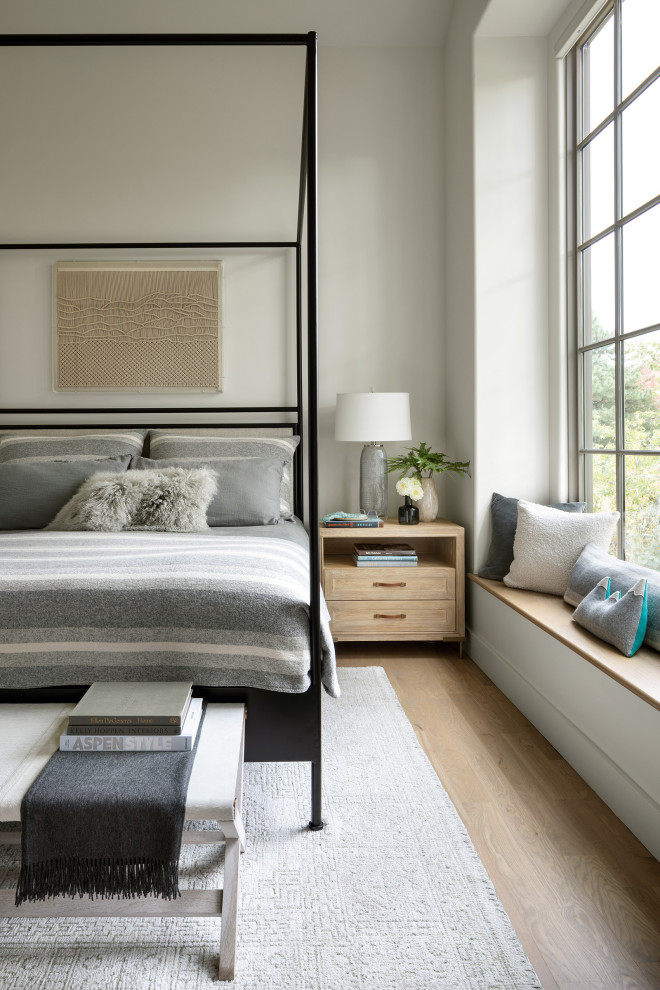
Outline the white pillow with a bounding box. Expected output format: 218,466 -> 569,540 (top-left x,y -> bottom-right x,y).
503,500 -> 619,595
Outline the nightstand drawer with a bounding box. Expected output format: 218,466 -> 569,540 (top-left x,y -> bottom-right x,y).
324,559 -> 455,601
328,600 -> 456,636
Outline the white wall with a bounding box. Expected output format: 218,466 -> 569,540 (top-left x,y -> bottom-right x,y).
444,2 -> 565,575
0,46 -> 304,411
442,0 -> 489,570
0,29 -> 445,520
473,36 -> 552,567
318,48 -> 444,514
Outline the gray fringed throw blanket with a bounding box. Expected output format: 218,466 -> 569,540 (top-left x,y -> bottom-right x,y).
15,707 -> 205,906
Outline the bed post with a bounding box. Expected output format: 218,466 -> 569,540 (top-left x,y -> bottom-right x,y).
304,31 -> 323,831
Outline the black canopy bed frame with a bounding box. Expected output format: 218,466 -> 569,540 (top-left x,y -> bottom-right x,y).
0,32 -> 325,829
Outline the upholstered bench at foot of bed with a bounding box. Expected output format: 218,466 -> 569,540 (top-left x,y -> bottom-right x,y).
0,702 -> 246,982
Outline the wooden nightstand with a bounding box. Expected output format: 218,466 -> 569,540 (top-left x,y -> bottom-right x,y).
320,518 -> 465,654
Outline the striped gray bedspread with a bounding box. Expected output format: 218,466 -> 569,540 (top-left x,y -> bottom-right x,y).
0,521 -> 339,698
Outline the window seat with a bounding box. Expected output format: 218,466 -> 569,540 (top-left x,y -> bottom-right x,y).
467,574 -> 660,862
468,574 -> 660,712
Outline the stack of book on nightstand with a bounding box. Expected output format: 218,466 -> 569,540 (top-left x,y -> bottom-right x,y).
321,512 -> 383,528
352,542 -> 418,567
59,681 -> 202,752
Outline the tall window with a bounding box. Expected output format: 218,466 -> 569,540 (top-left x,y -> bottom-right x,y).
575,0 -> 659,569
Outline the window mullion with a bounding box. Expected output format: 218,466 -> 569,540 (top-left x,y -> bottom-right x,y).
572,45 -> 586,474
613,0 -> 625,557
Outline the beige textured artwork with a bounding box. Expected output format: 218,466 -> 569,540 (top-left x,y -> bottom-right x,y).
53,263 -> 222,391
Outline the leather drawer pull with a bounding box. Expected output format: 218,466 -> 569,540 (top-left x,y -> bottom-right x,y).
373,581 -> 406,587
374,613 -> 407,620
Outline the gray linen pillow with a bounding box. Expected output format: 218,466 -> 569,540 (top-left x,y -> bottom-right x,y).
47,467 -> 216,532
0,457 -> 131,530
478,493 -> 587,581
132,456 -> 284,526
147,431 -> 299,519
572,576 -> 648,656
0,430 -> 146,463
565,542 -> 660,652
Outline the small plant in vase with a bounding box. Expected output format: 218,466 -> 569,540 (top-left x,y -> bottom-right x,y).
388,442 -> 470,523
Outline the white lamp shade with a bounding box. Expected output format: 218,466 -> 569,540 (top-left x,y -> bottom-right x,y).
335,392 -> 411,443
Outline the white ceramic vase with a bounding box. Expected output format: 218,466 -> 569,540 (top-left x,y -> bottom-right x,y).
416,477 -> 439,522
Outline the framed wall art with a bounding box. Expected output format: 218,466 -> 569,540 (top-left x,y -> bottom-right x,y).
53,262 -> 223,392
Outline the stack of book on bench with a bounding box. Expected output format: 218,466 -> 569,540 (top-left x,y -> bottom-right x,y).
59,681 -> 202,752
352,542 -> 418,567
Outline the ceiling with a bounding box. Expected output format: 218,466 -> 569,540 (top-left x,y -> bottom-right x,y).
477,0 -> 578,38
0,0 -> 578,47
0,0 -> 455,47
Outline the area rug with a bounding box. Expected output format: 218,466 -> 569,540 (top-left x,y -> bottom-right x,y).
0,667 -> 542,989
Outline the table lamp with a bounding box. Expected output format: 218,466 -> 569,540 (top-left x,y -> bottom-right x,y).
335,391 -> 411,517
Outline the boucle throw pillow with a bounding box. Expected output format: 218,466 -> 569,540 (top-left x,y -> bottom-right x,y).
46,467 -> 216,532
478,492 -> 587,581
503,500 -> 619,595
572,576 -> 648,657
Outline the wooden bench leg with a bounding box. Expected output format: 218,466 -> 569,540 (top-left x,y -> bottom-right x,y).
218,836 -> 240,981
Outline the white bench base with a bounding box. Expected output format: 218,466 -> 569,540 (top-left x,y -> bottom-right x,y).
0,702 -> 246,982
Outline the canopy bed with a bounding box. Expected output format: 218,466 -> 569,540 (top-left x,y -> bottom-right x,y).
0,32 -> 330,829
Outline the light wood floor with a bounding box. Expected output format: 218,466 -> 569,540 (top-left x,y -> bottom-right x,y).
336,643 -> 660,990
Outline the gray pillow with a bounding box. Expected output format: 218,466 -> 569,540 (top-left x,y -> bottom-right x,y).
572,576 -> 648,657
132,456 -> 284,526
478,493 -> 587,581
0,457 -> 131,530
0,430 -> 146,463
147,431 -> 299,519
47,467 -> 216,533
565,542 -> 660,652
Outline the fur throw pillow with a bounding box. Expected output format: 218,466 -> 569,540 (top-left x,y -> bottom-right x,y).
46,467 -> 217,532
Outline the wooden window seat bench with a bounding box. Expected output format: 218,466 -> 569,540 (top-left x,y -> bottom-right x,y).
469,575 -> 660,710
468,575 -> 660,862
